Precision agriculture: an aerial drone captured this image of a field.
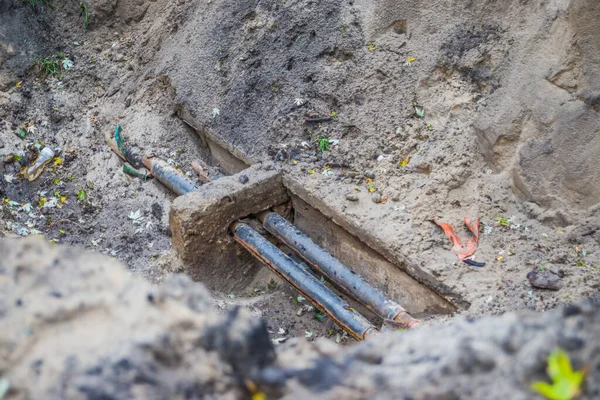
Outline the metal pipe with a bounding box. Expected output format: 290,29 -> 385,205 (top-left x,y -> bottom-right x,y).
257,211 -> 420,329
142,156 -> 199,195
231,222 -> 378,340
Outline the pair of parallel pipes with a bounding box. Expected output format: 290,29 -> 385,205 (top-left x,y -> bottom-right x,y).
231,212 -> 420,340
107,129 -> 419,339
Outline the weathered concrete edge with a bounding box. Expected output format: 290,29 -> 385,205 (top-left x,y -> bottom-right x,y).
176,105 -> 255,168
170,166 -> 289,265
283,173 -> 468,310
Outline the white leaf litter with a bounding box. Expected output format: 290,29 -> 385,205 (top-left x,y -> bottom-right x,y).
336,331 -> 349,344
305,331 -> 313,338
294,97 -> 305,106
271,337 -> 287,345
296,295 -> 306,303
62,59 -> 73,69
15,226 -> 29,236
277,328 -> 286,335
128,209 -> 144,224
4,174 -> 15,183
20,203 -> 33,213
211,108 -> 220,118
43,197 -> 58,208
106,248 -> 119,256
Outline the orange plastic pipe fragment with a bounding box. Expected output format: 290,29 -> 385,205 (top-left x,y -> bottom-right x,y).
434,217 -> 480,260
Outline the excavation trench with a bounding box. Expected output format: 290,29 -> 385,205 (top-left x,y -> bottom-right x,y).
163,119 -> 459,339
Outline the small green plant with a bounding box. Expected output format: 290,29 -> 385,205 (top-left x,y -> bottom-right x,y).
36,53 -> 68,79
330,111 -> 338,118
314,311 -> 326,321
496,216 -> 512,227
316,137 -> 329,152
42,59 -> 59,76
537,262 -> 546,272
80,2 -> 89,30
531,348 -> 585,400
77,189 -> 87,201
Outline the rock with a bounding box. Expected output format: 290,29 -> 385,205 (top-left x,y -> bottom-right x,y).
239,174 -> 249,184
526,269 -> 564,290
390,190 -> 401,202
371,193 -> 382,203
345,193 -> 359,202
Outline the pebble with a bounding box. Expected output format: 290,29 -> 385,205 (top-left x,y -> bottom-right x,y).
371,193 -> 382,203
526,270 -> 563,291
345,193 -> 359,202
239,174 -> 249,184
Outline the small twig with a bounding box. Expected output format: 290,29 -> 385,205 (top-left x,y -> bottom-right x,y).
49,218 -> 86,230
305,117 -> 332,123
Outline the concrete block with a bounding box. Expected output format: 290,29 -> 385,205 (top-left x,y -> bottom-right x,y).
170,165 -> 289,291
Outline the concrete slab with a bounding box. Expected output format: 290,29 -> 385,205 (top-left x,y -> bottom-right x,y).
283,172 -> 469,309
292,196 -> 456,316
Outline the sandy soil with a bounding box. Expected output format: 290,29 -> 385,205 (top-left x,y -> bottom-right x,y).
1,237 -> 599,399
1,0 -> 599,346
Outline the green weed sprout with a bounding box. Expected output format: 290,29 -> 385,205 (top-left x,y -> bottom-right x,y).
531,348 -> 585,400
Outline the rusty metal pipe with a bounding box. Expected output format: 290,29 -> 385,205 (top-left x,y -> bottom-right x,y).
231,221 -> 378,340
142,156 -> 199,195
257,211 -> 420,329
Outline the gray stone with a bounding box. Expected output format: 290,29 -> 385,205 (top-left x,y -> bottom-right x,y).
345,193 -> 359,202
526,269 -> 564,291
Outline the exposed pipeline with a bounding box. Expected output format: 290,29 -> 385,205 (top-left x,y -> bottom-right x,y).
257,211 -> 420,329
142,156 -> 199,195
231,221 -> 378,340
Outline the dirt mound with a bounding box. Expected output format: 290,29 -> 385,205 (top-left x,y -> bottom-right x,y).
156,0 -> 600,217
0,237 -> 273,399
135,0 -> 600,315
277,301 -> 600,399
1,238 -> 599,399
1,0 -> 600,373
